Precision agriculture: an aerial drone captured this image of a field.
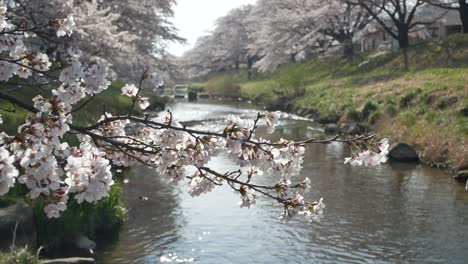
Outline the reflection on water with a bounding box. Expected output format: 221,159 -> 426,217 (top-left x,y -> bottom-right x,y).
98,100 -> 468,264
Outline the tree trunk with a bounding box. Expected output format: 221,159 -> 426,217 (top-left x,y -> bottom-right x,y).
397,27 -> 409,49
397,26 -> 410,71
290,53 -> 296,63
402,47 -> 409,71
459,0 -> 468,33
247,57 -> 254,80
343,35 -> 354,57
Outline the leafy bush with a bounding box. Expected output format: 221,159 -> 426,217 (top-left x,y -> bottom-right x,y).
33,182 -> 125,251
206,73 -> 242,97
272,63 -> 308,97
362,101 -> 378,117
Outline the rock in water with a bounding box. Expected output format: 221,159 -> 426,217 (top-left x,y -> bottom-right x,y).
324,123 -> 338,134
453,170 -> 468,183
338,123 -> 364,135
75,235 -> 96,254
389,143 -> 419,162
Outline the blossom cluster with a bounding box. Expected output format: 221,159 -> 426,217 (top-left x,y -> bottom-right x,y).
0,31 -> 50,81
0,2 -> 76,81
54,14 -> 75,38
344,138 -> 389,167
121,84 -> 150,110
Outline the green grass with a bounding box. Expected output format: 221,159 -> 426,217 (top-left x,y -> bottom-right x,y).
0,248 -> 38,264
193,34 -> 468,167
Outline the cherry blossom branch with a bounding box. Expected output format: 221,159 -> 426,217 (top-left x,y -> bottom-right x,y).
129,69 -> 149,115
0,90 -> 38,113
0,4 -> 387,221
0,91 -> 377,154
0,105 -> 15,113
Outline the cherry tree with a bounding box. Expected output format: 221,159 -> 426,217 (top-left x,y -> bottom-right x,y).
316,0 -> 373,57
213,5 -> 253,72
180,5 -> 254,79
0,2 -> 392,221
423,0 -> 468,33
347,0 -> 441,70
181,0 -> 369,73
179,35 -> 220,79
247,0 -> 323,72
98,0 -> 183,79
349,0 -> 428,50
182,0 -> 318,74
5,0 -> 181,80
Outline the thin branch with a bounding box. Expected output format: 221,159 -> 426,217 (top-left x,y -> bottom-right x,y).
67,95 -> 96,115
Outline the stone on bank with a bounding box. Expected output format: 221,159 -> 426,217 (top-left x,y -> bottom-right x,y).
389,143 -> 419,162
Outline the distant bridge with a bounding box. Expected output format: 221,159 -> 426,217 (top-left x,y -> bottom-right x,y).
159,85 -> 210,100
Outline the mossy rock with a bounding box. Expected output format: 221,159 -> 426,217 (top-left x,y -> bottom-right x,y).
459,106 -> 468,117
437,96 -> 459,110
318,113 -> 341,124
453,170 -> 468,183
399,93 -> 418,108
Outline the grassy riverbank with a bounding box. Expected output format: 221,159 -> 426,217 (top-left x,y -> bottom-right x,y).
192,34 -> 468,169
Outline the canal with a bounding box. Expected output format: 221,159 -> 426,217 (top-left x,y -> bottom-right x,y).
97,100 -> 468,264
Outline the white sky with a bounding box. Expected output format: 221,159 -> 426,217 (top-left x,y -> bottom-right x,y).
168,0 -> 257,57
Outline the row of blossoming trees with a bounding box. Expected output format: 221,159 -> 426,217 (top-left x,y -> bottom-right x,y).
0,0 -> 391,222
3,0 -> 182,81
180,0 -> 468,75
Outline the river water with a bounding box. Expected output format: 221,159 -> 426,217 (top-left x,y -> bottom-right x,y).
97,100 -> 468,264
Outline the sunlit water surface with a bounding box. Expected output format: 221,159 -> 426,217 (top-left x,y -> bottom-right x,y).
97,100 -> 468,264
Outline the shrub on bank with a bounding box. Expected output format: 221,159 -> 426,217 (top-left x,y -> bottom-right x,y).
272,63 -> 309,98
206,73 -> 242,97
32,182 -> 125,254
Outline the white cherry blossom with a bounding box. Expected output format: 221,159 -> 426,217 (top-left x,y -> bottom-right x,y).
0,61 -> 17,81
187,172 -> 218,197
83,61 -> 111,94
265,111 -> 281,134
345,138 -> 390,167
0,147 -> 18,196
121,84 -> 139,97
59,58 -> 84,84
56,14 -> 75,37
238,185 -> 256,208
138,96 -> 150,110
31,53 -> 52,72
0,2 -> 7,30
